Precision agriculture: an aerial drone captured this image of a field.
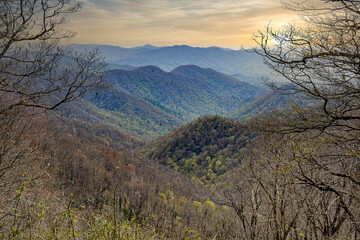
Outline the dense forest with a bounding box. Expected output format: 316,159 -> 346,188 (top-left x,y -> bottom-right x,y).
145,116 -> 254,183
54,65 -> 266,140
105,65 -> 265,121
1,0 -> 360,239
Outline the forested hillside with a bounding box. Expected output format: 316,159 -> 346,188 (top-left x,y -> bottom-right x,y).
228,90 -> 307,120
58,65 -> 265,138
58,90 -> 183,139
171,65 -> 259,97
105,65 -> 265,121
145,116 -> 254,183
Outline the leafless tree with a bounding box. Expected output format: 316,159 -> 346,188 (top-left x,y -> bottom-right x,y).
0,1 -> 105,237
0,0 -> 105,118
253,0 -> 360,141
216,1 -> 360,238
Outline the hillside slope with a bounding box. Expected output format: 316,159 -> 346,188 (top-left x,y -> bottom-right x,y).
228,90 -> 307,120
172,65 -> 259,98
145,116 -> 255,183
60,88 -> 183,139
105,65 -> 266,121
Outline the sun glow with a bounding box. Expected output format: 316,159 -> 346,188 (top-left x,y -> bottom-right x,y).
65,0 -> 298,47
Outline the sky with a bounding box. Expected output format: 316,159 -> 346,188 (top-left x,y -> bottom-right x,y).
66,0 -> 298,48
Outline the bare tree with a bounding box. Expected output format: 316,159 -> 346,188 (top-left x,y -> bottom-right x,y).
238,1 -> 360,238
253,0 -> 360,140
0,0 -> 105,118
0,1 -> 105,237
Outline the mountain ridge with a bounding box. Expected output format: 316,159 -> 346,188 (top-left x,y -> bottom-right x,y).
68,44 -> 278,84
105,65 -> 266,122
144,115 -> 254,183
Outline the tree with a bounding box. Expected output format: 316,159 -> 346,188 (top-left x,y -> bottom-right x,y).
0,1 -> 105,237
253,0 -> 360,140
245,0 -> 360,238
0,0 -> 105,118
0,0 -> 105,198
0,0 -> 105,189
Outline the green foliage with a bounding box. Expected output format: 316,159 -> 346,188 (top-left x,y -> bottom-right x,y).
105,65 -> 265,122
58,65 -> 267,140
61,89 -> 183,140
145,116 -> 254,183
228,90 -> 307,120
2,198 -> 165,240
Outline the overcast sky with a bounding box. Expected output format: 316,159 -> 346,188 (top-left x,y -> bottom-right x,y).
66,0 -> 298,48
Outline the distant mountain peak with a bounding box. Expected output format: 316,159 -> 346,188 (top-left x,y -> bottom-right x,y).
134,44 -> 158,49
68,43 -> 275,85
172,44 -> 191,48
134,65 -> 165,73
104,65 -> 266,123
172,64 -> 211,72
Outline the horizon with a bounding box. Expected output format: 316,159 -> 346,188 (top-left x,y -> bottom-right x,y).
65,0 -> 298,48
68,43 -> 248,50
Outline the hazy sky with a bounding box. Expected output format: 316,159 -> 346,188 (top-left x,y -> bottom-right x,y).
66,0 -> 298,48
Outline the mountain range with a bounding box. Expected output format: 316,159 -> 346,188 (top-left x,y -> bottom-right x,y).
68,44 -> 281,85
62,65 -> 267,139
57,47 -> 297,140
104,65 -> 266,121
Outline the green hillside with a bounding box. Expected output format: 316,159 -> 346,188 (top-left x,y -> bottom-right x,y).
145,116 -> 254,184
228,90 -> 306,120
106,65 -> 266,121
59,65 -> 266,139
171,65 -> 262,99
60,88 -> 183,139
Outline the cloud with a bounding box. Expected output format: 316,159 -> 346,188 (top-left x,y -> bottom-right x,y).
66,0 -> 298,47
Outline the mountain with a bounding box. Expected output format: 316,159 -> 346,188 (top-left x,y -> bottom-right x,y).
144,116 -> 254,183
231,73 -> 264,87
57,64 -> 266,139
69,44 -> 279,84
228,90 -> 307,120
104,65 -> 267,121
107,64 -> 137,71
171,65 -> 258,96
60,87 -> 183,139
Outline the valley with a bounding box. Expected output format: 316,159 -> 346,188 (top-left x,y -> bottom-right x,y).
60,63 -> 268,139
2,0 -> 359,238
